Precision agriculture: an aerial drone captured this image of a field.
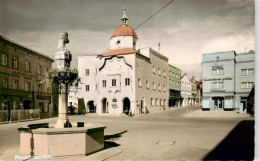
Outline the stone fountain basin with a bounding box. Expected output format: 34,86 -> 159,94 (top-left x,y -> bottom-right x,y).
18,122 -> 106,157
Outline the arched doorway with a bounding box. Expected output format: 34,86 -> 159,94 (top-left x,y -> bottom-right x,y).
23,100 -> 31,109
102,98 -> 107,113
123,97 -> 130,115
87,101 -> 96,113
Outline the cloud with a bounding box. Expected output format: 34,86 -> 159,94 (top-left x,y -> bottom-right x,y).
1,0 -> 255,81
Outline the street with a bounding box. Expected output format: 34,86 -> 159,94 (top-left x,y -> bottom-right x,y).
0,106 -> 254,160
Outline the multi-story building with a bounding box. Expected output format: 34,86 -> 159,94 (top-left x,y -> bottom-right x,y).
195,80 -> 203,105
180,73 -> 192,106
0,35 -> 55,121
202,50 -> 255,112
235,50 -> 255,112
75,8 -> 169,115
190,76 -> 199,105
168,64 -> 181,107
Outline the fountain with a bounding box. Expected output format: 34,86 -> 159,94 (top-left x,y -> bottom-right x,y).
18,32 -> 106,157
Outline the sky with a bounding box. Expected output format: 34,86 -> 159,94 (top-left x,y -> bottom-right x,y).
0,0 -> 255,80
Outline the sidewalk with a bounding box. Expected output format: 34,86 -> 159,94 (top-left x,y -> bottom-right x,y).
183,109 -> 252,118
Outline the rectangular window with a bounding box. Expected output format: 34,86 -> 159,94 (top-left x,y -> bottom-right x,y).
112,79 -> 116,86
164,99 -> 167,106
1,54 -> 7,66
138,78 -> 141,87
241,82 -> 254,89
25,82 -> 30,91
13,58 -> 18,69
158,83 -> 161,91
125,78 -> 130,86
241,68 -> 254,76
103,80 -> 106,87
2,79 -> 8,89
45,68 -> 48,74
13,101 -> 19,110
153,82 -> 155,90
38,84 -> 42,92
37,66 -> 41,74
25,62 -> 30,72
86,85 -> 89,91
163,70 -> 166,77
45,86 -> 49,93
163,85 -> 166,92
158,68 -> 161,75
146,80 -> 149,89
152,66 -> 155,74
151,98 -> 155,106
212,82 -> 224,89
169,71 -> 171,77
212,68 -> 224,75
86,69 -> 89,75
13,80 -> 18,90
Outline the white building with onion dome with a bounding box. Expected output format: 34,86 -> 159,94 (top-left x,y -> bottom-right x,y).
74,7 -> 169,116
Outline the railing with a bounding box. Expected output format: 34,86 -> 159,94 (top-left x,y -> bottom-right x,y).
0,109 -> 41,124
0,110 -> 8,124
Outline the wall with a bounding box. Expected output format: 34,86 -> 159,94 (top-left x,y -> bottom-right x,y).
135,48 -> 169,113
202,51 -> 236,110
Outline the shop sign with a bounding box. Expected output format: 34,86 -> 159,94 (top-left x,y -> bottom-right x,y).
112,98 -> 117,109
37,95 -> 51,100
204,77 -> 233,82
21,72 -> 36,79
211,89 -> 225,92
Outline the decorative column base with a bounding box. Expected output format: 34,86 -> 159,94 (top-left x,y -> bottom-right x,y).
54,114 -> 70,128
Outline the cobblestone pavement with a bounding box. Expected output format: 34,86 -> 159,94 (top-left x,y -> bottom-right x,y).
0,106 -> 254,160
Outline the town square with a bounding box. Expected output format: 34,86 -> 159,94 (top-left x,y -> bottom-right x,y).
0,0 -> 258,160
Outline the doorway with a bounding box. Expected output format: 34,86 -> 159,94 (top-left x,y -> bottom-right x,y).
87,101 -> 96,113
212,97 -> 224,109
102,98 -> 107,113
123,97 -> 130,115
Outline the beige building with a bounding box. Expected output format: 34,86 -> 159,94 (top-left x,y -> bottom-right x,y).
0,35 -> 55,122
75,8 -> 169,115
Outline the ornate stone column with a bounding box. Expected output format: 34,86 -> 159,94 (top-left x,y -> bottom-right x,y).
55,85 -> 69,128
54,32 -> 72,128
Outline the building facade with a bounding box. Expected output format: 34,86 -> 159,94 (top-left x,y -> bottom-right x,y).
235,51 -> 255,112
168,64 -> 181,107
180,73 -> 192,106
75,8 -> 169,115
202,51 -> 255,112
0,35 -> 55,121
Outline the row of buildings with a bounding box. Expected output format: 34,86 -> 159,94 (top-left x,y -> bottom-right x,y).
0,8 -> 202,121
68,8 -> 202,115
0,35 -> 57,122
0,8 -> 254,121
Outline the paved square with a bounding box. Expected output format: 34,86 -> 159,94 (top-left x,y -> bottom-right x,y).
0,106 -> 254,160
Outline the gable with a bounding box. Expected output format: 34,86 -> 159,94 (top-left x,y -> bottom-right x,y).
99,56 -> 132,74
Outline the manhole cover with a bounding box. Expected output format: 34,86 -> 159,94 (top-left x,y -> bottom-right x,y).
156,141 -> 176,145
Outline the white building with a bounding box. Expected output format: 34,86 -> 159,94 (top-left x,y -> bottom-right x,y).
180,73 -> 192,106
75,8 -> 169,115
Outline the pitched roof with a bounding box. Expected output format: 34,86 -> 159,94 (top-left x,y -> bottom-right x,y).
103,48 -> 138,57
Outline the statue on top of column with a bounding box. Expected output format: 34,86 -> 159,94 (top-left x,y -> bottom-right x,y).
55,32 -> 72,69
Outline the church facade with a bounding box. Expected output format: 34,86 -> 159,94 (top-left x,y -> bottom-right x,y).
75,8 -> 169,115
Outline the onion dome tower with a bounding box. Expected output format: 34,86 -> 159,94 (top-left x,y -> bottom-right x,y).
104,6 -> 139,56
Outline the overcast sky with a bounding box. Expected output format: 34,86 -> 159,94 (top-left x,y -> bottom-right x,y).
0,0 -> 255,80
